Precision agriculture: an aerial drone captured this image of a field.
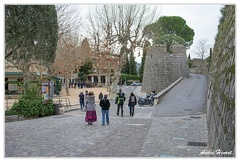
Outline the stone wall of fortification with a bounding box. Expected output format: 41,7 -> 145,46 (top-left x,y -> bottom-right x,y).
141,44 -> 189,93
207,5 -> 235,156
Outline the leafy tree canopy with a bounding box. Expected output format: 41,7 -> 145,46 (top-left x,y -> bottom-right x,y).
78,60 -> 93,81
144,16 -> 195,53
155,34 -> 186,53
5,5 -> 58,64
158,16 -> 194,42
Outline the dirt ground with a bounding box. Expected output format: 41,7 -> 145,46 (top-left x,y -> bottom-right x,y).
55,87 -> 110,105
5,87 -> 110,110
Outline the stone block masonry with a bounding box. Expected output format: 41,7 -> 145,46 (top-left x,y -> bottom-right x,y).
207,5 -> 235,157
141,44 -> 189,93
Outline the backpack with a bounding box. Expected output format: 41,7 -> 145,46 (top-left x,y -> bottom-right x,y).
130,96 -> 135,103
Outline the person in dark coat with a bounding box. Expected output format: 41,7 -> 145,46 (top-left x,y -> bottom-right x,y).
99,92 -> 103,101
115,88 -> 125,117
78,92 -> 84,110
99,94 -> 111,126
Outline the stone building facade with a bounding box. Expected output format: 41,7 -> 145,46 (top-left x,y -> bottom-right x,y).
141,44 -> 189,93
207,5 -> 235,156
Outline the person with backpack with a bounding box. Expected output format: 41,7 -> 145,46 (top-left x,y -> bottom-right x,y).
99,94 -> 111,126
128,92 -> 137,117
115,88 -> 125,117
78,92 -> 84,110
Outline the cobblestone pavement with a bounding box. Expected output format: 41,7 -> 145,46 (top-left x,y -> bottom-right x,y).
139,115 -> 208,157
5,105 -> 208,157
5,86 -> 209,157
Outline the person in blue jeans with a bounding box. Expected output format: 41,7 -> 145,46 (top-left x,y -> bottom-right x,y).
78,92 -> 84,110
99,94 -> 111,126
128,92 -> 137,116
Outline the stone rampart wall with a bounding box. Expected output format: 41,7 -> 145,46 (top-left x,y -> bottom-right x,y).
207,5 -> 235,156
141,45 -> 189,93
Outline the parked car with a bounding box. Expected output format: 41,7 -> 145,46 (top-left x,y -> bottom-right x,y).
131,81 -> 142,86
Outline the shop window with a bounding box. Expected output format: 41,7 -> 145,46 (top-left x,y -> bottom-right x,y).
101,76 -> 106,83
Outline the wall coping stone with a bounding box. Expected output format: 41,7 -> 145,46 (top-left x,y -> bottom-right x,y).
153,77 -> 183,105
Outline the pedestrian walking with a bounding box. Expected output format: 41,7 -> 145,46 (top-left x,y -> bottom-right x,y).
115,88 -> 125,117
85,91 -> 97,125
83,81 -> 85,88
128,92 -> 137,116
99,92 -> 103,101
99,94 -> 110,126
78,92 -> 84,110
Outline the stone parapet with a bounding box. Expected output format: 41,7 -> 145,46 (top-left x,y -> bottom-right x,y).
142,45 -> 189,93
153,77 -> 183,105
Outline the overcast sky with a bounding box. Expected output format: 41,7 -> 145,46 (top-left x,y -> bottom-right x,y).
1,1 -> 227,63
0,1 -> 230,63
78,4 -> 223,63
160,5 -> 223,59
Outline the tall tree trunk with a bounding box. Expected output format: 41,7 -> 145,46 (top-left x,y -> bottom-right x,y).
107,61 -> 111,92
110,70 -> 121,99
65,74 -> 70,96
110,47 -> 129,98
22,63 -> 31,94
97,68 -> 101,86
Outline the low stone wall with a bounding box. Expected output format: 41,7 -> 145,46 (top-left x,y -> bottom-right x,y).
5,108 -> 65,123
5,115 -> 34,123
5,95 -> 21,99
153,77 -> 183,105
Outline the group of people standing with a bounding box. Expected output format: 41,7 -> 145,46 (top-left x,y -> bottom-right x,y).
78,88 -> 137,126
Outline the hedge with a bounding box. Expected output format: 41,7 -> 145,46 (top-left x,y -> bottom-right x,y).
5,99 -> 54,118
120,73 -> 141,81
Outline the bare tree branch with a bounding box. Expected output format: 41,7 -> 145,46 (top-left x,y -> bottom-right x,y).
56,5 -> 83,38
194,39 -> 211,60
85,4 -> 159,96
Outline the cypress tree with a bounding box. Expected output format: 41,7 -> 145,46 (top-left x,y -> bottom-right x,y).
121,54 -> 130,74
121,52 -> 137,75
208,48 -> 213,71
139,41 -> 150,82
129,52 -> 138,75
